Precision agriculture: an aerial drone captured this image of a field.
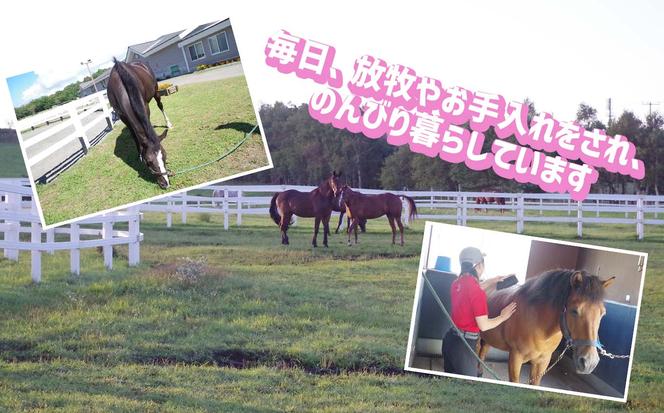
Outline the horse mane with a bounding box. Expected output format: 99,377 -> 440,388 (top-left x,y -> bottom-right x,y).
112,58 -> 158,144
516,269 -> 606,309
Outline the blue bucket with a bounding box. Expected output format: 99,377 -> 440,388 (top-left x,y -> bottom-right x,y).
434,256 -> 451,272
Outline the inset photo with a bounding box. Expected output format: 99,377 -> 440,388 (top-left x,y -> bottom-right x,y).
6,17 -> 271,228
405,222 -> 647,402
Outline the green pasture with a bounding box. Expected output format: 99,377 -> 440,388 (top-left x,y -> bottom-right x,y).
1,215 -> 662,412
0,141 -> 27,178
34,76 -> 270,226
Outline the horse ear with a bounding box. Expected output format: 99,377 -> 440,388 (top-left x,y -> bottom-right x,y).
159,129 -> 168,142
602,276 -> 616,289
570,271 -> 584,288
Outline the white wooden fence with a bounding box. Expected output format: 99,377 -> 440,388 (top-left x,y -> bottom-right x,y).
16,90 -> 114,168
140,185 -> 664,240
0,179 -> 142,283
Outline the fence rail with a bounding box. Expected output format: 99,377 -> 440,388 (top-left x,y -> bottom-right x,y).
16,91 -> 115,169
0,179 -> 141,283
140,185 -> 664,240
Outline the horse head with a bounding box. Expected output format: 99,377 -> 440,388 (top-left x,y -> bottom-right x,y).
142,130 -> 170,189
325,170 -> 342,198
563,271 -> 615,374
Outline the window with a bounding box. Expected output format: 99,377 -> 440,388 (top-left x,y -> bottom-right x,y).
170,65 -> 181,76
216,32 -> 230,52
188,42 -> 205,61
209,36 -> 220,55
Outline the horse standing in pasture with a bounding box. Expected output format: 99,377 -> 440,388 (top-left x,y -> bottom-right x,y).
269,172 -> 341,247
478,269 -> 615,385
337,185 -> 417,246
331,192 -> 366,235
107,58 -> 173,189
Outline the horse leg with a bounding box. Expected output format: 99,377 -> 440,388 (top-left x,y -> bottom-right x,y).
154,88 -> 173,128
280,213 -> 291,245
529,354 -> 553,386
335,211 -> 344,234
347,219 -> 357,246
477,339 -> 491,378
353,219 -> 358,244
322,213 -> 330,247
312,217 -> 321,248
387,216 -> 397,245
508,352 -> 525,383
397,218 -> 404,246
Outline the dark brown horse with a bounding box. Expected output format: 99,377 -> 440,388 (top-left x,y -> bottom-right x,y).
479,269 -> 615,385
269,172 -> 341,247
331,192 -> 366,235
337,185 -> 417,245
107,58 -> 173,189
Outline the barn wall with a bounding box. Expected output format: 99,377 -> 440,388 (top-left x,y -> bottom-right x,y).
526,241 -> 579,278
576,249 -> 642,304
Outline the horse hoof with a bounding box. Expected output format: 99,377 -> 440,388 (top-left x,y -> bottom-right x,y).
167,122 -> 173,129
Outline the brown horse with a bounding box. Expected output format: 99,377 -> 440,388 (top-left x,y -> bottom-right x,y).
479,269 -> 615,385
331,192 -> 366,235
107,58 -> 173,188
269,172 -> 341,247
337,185 -> 417,245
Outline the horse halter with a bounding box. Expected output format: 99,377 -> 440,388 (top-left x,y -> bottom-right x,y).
559,307 -> 604,350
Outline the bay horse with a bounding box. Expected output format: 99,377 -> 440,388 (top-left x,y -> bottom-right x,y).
331,192 -> 366,235
478,269 -> 615,385
337,185 -> 417,246
269,172 -> 341,247
107,58 -> 173,189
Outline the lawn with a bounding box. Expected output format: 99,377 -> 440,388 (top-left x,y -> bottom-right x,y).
0,214 -> 662,412
34,76 -> 271,226
0,140 -> 28,178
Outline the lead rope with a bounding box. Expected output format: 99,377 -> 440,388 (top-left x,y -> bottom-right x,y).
161,124 -> 259,177
528,342 -> 571,385
421,271 -> 501,380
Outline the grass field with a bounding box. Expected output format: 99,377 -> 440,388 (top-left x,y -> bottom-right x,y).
0,141 -> 27,178
1,214 -> 662,412
35,75 -> 270,226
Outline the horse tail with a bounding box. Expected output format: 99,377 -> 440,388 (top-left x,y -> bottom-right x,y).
269,193 -> 281,226
112,58 -> 156,141
402,195 -> 417,221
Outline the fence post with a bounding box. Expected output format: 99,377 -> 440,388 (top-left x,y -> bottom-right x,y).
166,201 -> 172,228
181,191 -> 187,224
516,195 -> 524,234
99,92 -> 113,130
102,218 -> 113,270
577,201 -> 583,238
567,199 -> 571,216
46,228 -> 55,254
223,189 -> 229,230
31,220 -> 41,283
456,194 -> 462,225
67,105 -> 90,153
70,223 -> 80,275
461,196 -> 467,226
128,208 -> 140,266
539,198 -> 543,216
4,192 -> 19,261
596,199 -> 600,217
236,190 -> 243,226
625,200 -> 629,218
637,197 -> 644,240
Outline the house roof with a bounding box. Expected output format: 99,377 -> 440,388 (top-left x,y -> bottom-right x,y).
127,30 -> 185,57
79,68 -> 111,91
178,19 -> 231,47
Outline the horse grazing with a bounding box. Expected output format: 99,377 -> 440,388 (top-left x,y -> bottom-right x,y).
337,185 -> 417,246
478,269 -> 615,385
107,58 -> 173,189
269,172 -> 341,247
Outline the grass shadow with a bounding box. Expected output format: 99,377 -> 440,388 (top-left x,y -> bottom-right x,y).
112,126 -> 156,184
214,121 -> 256,134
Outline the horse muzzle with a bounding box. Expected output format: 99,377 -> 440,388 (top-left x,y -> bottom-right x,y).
573,348 -> 600,374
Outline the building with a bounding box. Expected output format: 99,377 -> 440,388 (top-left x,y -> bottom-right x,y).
125,18 -> 239,80
79,68 -> 111,97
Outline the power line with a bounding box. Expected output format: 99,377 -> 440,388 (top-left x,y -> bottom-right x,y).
643,101 -> 660,117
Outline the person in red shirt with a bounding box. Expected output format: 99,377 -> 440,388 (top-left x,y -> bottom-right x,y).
442,247 -> 517,376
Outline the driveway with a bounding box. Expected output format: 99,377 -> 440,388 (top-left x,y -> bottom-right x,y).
167,62 -> 245,86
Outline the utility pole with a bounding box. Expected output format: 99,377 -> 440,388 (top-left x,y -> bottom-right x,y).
643,101 -> 660,117
607,98 -> 613,128
80,59 -> 98,93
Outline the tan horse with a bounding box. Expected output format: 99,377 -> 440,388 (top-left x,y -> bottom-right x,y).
479,269 -> 615,385
269,172 -> 341,247
336,185 -> 417,246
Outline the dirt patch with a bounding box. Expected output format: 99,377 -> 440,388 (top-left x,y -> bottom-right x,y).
149,256 -> 226,285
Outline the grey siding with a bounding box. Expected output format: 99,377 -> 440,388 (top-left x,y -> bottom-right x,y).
181,26 -> 239,71
142,45 -> 189,80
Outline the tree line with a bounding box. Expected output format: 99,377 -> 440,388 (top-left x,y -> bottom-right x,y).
14,68 -> 107,120
236,101 -> 664,194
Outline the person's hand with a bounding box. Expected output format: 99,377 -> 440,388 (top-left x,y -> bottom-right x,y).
500,302 -> 517,321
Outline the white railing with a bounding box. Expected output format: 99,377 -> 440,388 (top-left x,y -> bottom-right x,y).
16,90 -> 114,168
0,179 -> 142,283
140,185 -> 664,240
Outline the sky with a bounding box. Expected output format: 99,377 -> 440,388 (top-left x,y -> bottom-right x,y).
1,0 -> 663,128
